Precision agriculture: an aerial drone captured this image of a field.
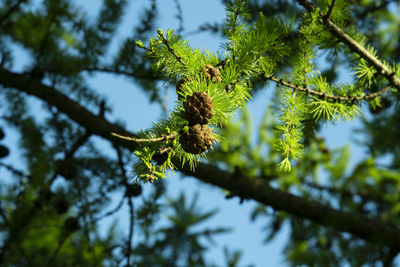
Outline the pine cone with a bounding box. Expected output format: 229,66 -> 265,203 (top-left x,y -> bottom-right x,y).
180,124 -> 214,154
182,91 -> 214,125
176,78 -> 186,100
152,147 -> 172,165
369,97 -> 391,114
125,184 -> 142,197
203,64 -> 221,83
64,217 -> 80,232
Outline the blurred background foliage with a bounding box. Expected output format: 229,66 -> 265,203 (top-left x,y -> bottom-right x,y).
0,0 -> 400,266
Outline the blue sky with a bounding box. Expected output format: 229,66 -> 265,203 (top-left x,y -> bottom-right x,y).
1,0 -> 378,266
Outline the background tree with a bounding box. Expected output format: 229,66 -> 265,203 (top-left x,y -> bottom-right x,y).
0,0 -> 400,266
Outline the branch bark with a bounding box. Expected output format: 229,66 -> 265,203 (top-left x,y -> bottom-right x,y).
296,0 -> 400,89
1,68 -> 400,250
0,68 -> 139,152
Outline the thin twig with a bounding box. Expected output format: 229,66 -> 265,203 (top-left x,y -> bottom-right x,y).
173,0 -> 184,33
183,22 -> 219,36
111,132 -> 179,143
157,30 -> 186,66
263,74 -> 392,102
137,45 -> 154,53
114,145 -> 128,182
126,196 -> 135,267
113,145 -> 135,266
96,196 -> 125,221
285,88 -> 297,160
296,0 -> 400,89
47,131 -> 91,186
0,162 -> 30,179
229,4 -> 243,62
324,0 -> 336,20
0,0 -> 24,26
231,4 -> 242,38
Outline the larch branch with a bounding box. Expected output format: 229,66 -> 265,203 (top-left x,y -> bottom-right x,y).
295,0 -> 400,89
263,74 -> 392,102
2,68 -> 400,250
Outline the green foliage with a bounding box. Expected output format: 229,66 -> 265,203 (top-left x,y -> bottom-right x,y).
131,0 -> 390,177
2,0 -> 400,266
131,184 -> 232,267
216,101 -> 400,266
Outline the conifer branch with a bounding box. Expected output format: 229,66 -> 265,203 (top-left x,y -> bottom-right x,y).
111,132 -> 179,143
263,74 -> 392,102
180,161 -> 400,250
4,68 -> 400,249
285,89 -> 297,161
296,0 -> 400,90
157,29 -> 186,67
136,43 -> 154,53
231,4 -> 242,38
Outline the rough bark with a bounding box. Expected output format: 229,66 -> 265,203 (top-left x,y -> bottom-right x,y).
1,67 -> 400,249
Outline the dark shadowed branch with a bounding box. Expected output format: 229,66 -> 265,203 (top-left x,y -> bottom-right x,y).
2,67 -> 400,250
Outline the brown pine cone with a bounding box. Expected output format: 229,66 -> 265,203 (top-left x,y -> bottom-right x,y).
125,184 -> 142,197
152,147 -> 172,165
369,97 -> 391,114
180,124 -> 214,154
203,64 -> 221,83
182,91 -> 214,125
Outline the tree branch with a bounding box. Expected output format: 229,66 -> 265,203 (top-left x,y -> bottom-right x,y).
84,66 -> 155,80
2,68 -> 400,250
111,132 -> 179,143
263,74 -> 392,102
0,67 -> 139,152
114,145 -> 135,266
324,0 -> 336,20
0,0 -> 24,27
157,30 -> 186,67
178,162 -> 400,250
296,0 -> 400,90
126,196 -> 135,267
